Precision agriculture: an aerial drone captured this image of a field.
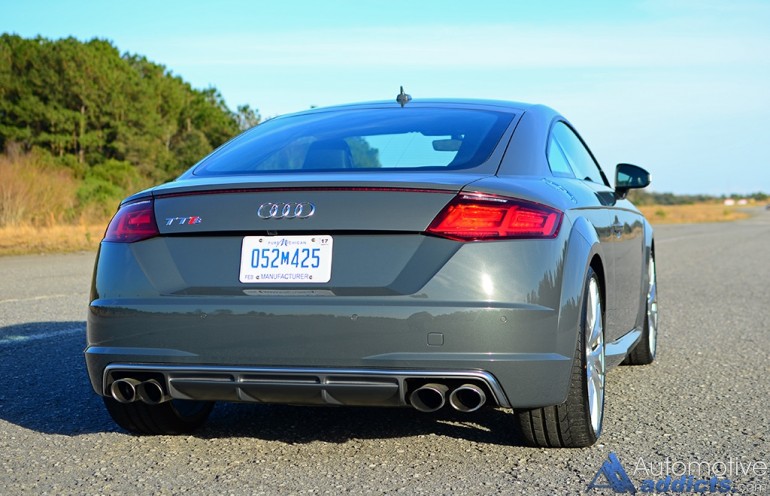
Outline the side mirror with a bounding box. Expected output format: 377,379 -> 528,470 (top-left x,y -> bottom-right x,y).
615,163 -> 650,199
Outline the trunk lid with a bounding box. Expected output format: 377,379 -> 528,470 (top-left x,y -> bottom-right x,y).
153,172 -> 487,234
129,173 -> 489,296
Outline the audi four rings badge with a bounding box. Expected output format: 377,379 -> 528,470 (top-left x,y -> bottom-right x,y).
257,202 -> 316,219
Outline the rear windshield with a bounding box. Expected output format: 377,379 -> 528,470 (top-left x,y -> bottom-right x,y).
192,107 -> 514,176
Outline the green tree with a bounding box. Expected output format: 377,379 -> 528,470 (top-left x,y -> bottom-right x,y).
236,104 -> 261,131
347,137 -> 380,167
0,34 -> 247,183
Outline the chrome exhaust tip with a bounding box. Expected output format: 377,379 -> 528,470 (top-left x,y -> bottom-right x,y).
409,383 -> 449,412
110,378 -> 141,404
448,384 -> 487,413
136,379 -> 171,405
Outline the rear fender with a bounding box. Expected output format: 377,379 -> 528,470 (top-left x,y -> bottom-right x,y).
635,222 -> 655,330
555,216 -> 605,398
629,221 -> 655,332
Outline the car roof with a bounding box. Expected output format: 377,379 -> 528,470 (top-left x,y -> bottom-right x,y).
273,98 -> 539,119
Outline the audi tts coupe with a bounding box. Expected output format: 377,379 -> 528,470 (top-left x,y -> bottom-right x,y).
85,96 -> 658,448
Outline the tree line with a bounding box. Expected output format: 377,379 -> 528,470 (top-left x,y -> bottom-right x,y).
0,34 -> 259,221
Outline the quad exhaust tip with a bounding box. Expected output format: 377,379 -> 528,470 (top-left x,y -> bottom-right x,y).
409,383 -> 449,412
410,383 -> 488,413
110,378 -> 142,404
110,378 -> 171,405
448,384 -> 487,413
136,379 -> 171,405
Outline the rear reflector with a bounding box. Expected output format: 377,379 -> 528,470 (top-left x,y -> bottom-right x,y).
103,200 -> 159,243
426,193 -> 562,241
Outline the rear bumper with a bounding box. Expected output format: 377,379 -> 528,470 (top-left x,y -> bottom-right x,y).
85,300 -> 574,408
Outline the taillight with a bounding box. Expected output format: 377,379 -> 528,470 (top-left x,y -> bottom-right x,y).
103,199 -> 159,243
426,193 -> 562,241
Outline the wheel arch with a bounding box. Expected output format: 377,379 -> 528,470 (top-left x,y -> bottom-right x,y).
552,216 -> 607,404
516,217 -> 609,447
634,221 -> 656,330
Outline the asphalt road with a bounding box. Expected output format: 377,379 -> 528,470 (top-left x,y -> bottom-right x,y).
1,209 -> 768,495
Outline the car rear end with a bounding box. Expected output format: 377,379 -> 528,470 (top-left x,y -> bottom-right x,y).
85,102 -> 575,422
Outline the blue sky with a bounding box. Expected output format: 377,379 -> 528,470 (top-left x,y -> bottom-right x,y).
3,0 -> 769,195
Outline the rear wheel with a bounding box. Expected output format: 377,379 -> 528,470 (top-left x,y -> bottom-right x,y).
103,397 -> 214,435
516,267 -> 605,448
624,252 -> 658,365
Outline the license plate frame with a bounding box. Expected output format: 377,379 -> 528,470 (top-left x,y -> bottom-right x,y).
239,235 -> 333,284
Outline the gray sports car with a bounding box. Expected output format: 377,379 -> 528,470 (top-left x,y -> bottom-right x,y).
85,95 -> 658,448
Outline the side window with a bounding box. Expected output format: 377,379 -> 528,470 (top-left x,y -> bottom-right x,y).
546,136 -> 575,177
551,122 -> 606,185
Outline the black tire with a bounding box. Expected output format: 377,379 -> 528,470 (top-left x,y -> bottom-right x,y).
515,268 -> 605,448
624,253 -> 658,365
103,397 -> 214,435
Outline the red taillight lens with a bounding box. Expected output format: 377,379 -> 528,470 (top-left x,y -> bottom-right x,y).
103,200 -> 159,243
427,193 -> 563,241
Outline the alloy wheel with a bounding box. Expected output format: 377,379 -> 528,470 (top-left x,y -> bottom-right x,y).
647,256 -> 658,357
585,276 -> 605,434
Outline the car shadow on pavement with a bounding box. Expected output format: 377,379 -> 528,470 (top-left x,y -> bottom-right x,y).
201,402 -> 527,447
0,321 -> 527,445
0,321 -> 119,436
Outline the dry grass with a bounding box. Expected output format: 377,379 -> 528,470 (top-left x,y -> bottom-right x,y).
0,152 -> 80,227
0,224 -> 105,256
0,151 -> 111,255
639,203 -> 750,224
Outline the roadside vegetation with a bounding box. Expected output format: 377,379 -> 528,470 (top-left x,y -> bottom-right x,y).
637,203 -> 752,224
628,190 -> 765,224
0,34 -> 258,254
0,34 -> 766,255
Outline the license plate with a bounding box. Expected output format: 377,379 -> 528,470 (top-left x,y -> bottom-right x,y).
239,235 -> 333,284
